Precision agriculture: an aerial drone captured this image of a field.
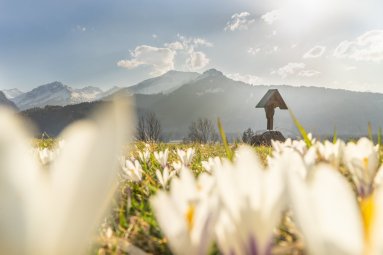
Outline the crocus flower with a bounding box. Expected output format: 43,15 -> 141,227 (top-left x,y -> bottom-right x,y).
214,145 -> 286,255
343,138 -> 379,197
177,148 -> 195,166
121,158 -> 143,182
0,97 -> 133,255
138,149 -> 150,164
151,168 -> 219,255
172,161 -> 184,174
37,147 -> 56,165
201,157 -> 222,174
156,167 -> 176,188
287,163 -> 364,255
154,149 -> 169,168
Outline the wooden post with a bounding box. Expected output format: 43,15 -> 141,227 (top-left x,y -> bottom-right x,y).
265,105 -> 275,130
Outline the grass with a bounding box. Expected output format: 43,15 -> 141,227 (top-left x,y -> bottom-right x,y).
92,142 -> 274,254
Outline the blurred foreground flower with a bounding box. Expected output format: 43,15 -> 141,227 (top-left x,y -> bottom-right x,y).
0,97 -> 134,255
214,146 -> 287,255
343,138 -> 379,198
287,162 -> 383,255
151,168 -> 218,255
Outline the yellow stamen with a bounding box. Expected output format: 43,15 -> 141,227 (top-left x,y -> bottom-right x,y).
185,203 -> 195,232
360,194 -> 375,255
363,157 -> 369,170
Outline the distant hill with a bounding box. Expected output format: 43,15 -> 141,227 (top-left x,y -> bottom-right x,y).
3,88 -> 24,99
15,68 -> 383,139
0,91 -> 18,110
130,69 -> 383,139
11,82 -> 117,110
123,70 -> 199,95
21,102 -> 103,136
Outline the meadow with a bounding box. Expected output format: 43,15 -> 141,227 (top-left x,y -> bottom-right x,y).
30,122 -> 383,255
3,100 -> 383,255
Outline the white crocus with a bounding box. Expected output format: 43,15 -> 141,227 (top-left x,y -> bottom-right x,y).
172,161 -> 184,174
121,158 -> 143,182
154,149 -> 169,168
343,138 -> 379,197
303,140 -> 345,168
37,147 -> 56,165
287,163 -> 364,255
271,138 -> 308,155
151,168 -> 218,255
0,97 -> 133,255
177,148 -> 195,166
201,156 -> 222,174
214,145 -> 286,255
156,167 -> 176,188
138,149 -> 150,164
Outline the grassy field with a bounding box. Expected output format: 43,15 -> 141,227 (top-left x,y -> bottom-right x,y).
90,142 -> 289,255
32,137 -> 383,255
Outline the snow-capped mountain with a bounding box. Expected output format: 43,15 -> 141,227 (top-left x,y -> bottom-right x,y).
3,88 -> 24,99
126,70 -> 199,94
0,91 -> 18,109
12,82 -> 106,110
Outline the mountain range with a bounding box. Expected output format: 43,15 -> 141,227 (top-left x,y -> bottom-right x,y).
2,69 -> 383,139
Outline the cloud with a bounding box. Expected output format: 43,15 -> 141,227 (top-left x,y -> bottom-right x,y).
248,47 -> 261,55
165,35 -> 213,51
261,10 -> 281,25
333,30 -> 383,62
117,45 -> 175,75
187,51 -> 210,70
118,34 -> 212,76
226,73 -> 262,85
274,62 -> 306,78
224,12 -> 255,31
298,70 -> 320,77
303,45 -> 326,58
75,25 -> 87,32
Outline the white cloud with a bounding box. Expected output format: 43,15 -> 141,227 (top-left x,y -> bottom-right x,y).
165,41 -> 184,50
117,45 -> 176,75
275,62 -> 306,78
75,25 -> 87,32
298,70 -> 320,77
152,34 -> 158,39
118,34 -> 212,76
303,45 -> 326,58
248,47 -> 261,55
224,12 -> 255,31
333,30 -> 383,62
226,73 -> 262,85
166,35 -> 213,51
261,10 -> 281,25
187,51 -> 210,70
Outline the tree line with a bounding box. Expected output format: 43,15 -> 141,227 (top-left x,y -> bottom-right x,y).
136,111 -> 218,143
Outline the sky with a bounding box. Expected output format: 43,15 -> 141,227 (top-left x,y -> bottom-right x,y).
1,0 -> 383,92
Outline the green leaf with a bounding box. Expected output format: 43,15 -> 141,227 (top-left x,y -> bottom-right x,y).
378,127 -> 382,147
368,122 -> 373,141
289,109 -> 312,148
217,118 -> 233,161
333,127 -> 337,144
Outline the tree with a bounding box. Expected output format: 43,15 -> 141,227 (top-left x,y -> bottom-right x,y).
187,118 -> 218,143
242,128 -> 254,144
136,111 -> 162,142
